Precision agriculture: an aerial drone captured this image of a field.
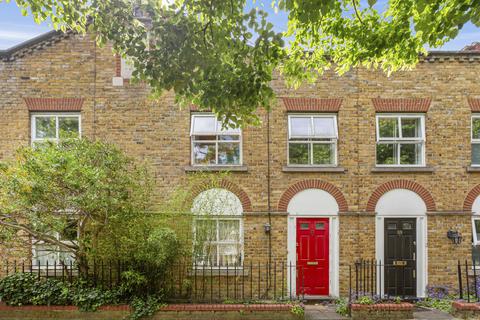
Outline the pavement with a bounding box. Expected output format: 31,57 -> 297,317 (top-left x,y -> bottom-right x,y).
304,304 -> 459,320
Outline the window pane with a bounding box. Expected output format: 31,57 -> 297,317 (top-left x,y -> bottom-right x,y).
312,143 -> 334,165
193,142 -> 216,164
193,135 -> 216,141
315,222 -> 325,230
195,220 -> 216,242
473,144 -> 480,165
58,117 -> 79,138
376,143 -> 397,165
218,220 -> 240,242
289,143 -> 310,165
35,117 -> 56,139
218,244 -> 241,267
290,117 -> 312,137
195,244 -> 217,266
400,143 -> 422,165
475,220 -> 480,242
218,142 -> 240,165
401,118 -> 422,138
219,135 -> 240,141
192,116 -> 216,134
378,118 -> 398,138
313,117 -> 336,137
473,118 -> 480,140
58,250 -> 75,264
34,245 -> 58,265
473,245 -> 480,266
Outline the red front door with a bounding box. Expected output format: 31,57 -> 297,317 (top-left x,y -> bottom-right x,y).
296,218 -> 329,296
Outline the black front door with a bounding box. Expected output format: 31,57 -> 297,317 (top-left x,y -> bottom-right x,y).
384,218 -> 416,297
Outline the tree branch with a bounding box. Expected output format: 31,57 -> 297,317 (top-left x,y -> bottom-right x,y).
0,218 -> 78,252
352,0 -> 365,25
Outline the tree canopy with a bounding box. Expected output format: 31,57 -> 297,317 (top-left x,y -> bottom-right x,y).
0,139 -> 155,269
6,0 -> 480,125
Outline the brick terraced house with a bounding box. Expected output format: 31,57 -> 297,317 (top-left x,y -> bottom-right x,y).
1,30 -> 480,299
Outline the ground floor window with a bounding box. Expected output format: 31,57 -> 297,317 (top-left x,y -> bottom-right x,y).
193,217 -> 243,267
191,188 -> 244,268
32,220 -> 78,267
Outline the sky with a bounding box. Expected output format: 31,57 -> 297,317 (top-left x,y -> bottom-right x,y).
0,1 -> 479,51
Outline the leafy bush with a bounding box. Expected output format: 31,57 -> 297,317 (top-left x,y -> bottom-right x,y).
335,298 -> 349,316
416,297 -> 453,313
416,285 -> 456,313
357,296 -> 374,305
0,273 -> 37,306
290,304 -> 304,317
129,295 -> 163,320
0,273 -> 118,311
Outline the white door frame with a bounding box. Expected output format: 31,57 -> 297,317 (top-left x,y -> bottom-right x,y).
375,215 -> 427,297
287,214 -> 340,298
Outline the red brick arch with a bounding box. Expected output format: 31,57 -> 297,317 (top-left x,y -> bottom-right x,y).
278,179 -> 348,212
190,180 -> 252,212
366,180 -> 436,212
463,185 -> 480,212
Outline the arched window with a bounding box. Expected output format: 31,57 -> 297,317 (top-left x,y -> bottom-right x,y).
192,188 -> 243,267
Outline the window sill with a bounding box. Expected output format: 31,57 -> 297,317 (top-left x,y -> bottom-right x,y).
371,166 -> 435,173
184,165 -> 248,172
282,166 -> 346,173
188,268 -> 249,276
467,166 -> 480,173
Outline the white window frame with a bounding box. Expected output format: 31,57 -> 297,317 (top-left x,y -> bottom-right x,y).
375,114 -> 426,167
31,112 -> 82,145
471,115 -> 480,166
193,216 -> 244,269
473,218 -> 480,246
287,114 -> 338,167
32,218 -> 78,269
190,113 -> 243,166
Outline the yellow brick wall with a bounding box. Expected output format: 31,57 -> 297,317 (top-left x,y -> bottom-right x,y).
1,33 -> 479,296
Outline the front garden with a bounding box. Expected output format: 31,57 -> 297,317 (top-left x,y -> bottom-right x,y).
0,139 -> 303,319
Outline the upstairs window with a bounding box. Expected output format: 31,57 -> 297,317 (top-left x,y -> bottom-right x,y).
190,114 -> 242,166
472,116 -> 480,165
376,115 -> 425,166
31,113 -> 81,145
287,114 -> 338,166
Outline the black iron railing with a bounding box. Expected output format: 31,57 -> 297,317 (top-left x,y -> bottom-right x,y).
349,259 -> 418,301
0,260 -> 307,302
457,259 -> 480,302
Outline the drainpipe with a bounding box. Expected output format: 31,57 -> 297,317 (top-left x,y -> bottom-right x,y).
267,108 -> 272,281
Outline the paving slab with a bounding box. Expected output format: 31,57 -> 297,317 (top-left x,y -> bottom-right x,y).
305,304 -> 348,320
413,307 -> 458,320
305,304 -> 459,320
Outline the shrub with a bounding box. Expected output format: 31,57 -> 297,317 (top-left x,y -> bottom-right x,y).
335,298 -> 349,316
357,296 -> 374,305
0,273 -> 37,306
0,273 -> 119,311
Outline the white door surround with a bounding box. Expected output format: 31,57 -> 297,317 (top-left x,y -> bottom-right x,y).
286,188 -> 340,298
374,189 -> 428,298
